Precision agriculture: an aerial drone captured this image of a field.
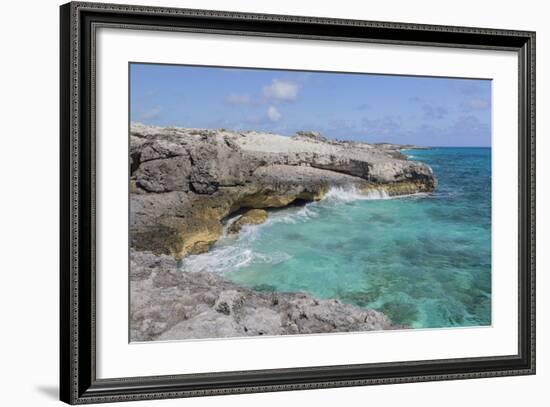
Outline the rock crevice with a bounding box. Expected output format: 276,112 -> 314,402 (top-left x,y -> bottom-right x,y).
130,250 -> 402,341
130,123 -> 436,259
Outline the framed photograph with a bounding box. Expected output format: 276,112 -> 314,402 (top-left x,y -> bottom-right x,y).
60,1 -> 535,404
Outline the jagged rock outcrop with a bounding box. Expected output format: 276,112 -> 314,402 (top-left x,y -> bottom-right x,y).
130,123 -> 436,259
130,250 -> 400,341
228,209 -> 269,234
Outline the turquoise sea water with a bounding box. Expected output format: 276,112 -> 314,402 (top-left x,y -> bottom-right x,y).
180,148 -> 492,329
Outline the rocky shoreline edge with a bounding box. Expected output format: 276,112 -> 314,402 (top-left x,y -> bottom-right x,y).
129,124 -> 436,340
130,123 -> 436,260
131,250 -> 403,341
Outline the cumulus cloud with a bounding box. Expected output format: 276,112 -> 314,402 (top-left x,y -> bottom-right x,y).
354,103 -> 370,111
422,104 -> 448,120
139,106 -> 162,121
451,115 -> 489,134
263,79 -> 299,101
462,97 -> 490,111
456,81 -> 489,95
267,106 -> 282,122
226,93 -> 252,105
327,118 -> 357,132
362,116 -> 401,137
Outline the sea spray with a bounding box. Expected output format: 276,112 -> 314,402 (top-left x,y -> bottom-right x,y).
181,148 -> 491,330
265,204 -> 319,225
222,148 -> 492,329
180,221 -> 291,274
181,186 -> 421,275
326,185 -> 434,202
324,186 -> 389,202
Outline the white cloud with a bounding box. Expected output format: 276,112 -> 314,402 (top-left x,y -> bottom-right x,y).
422,104 -> 448,120
139,106 -> 162,121
463,97 -> 490,110
227,93 -> 252,105
267,106 -> 282,122
263,79 -> 299,101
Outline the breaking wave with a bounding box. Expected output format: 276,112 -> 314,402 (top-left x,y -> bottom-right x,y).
180,147 -> 492,329
180,221 -> 291,274
323,186 -> 429,202
180,238 -> 291,274
265,205 -> 320,225
180,186 -> 429,275
324,186 -> 389,202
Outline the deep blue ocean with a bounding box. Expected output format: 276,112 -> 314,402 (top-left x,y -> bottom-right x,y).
180,148 -> 492,329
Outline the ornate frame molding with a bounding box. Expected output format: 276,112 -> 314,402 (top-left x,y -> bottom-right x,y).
60,2 -> 535,404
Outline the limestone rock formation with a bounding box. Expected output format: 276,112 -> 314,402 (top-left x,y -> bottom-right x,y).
129,123 -> 436,259
228,209 -> 269,234
130,250 -> 401,341
127,124 -> 434,341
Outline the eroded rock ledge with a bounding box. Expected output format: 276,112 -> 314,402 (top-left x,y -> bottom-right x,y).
130,250 -> 401,341
130,124 -> 437,259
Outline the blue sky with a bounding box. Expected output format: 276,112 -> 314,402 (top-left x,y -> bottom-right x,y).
130,63 -> 492,147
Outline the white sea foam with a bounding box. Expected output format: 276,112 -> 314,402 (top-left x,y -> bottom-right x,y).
324,186 -> 390,202
362,188 -> 391,200
324,186 -> 432,203
263,204 -> 320,225
180,245 -> 254,274
180,186 -> 429,274
180,223 -> 291,274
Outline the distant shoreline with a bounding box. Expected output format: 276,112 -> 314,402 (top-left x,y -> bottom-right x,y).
130,124 -> 437,259
129,124 -> 439,341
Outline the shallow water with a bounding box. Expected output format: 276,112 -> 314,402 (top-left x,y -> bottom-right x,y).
180,148 -> 492,329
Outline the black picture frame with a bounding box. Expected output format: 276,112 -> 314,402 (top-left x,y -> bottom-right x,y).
60,1 -> 536,404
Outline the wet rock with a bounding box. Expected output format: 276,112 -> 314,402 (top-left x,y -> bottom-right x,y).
130,250 -> 402,341
129,124 -> 437,258
228,209 -> 269,234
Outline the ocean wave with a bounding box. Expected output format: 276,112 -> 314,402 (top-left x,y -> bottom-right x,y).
180,223 -> 291,274
324,186 -> 390,202
324,186 -> 433,203
180,185 -> 430,274
180,240 -> 292,274
264,204 -> 320,225
180,245 -> 253,274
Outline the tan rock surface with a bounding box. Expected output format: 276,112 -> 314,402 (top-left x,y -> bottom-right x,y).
129,123 -> 437,258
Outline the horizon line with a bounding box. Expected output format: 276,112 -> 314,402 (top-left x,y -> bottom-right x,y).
129,121 -> 491,148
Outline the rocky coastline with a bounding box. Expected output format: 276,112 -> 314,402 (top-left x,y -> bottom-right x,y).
130,123 -> 436,259
130,250 -> 402,341
129,123 -> 437,341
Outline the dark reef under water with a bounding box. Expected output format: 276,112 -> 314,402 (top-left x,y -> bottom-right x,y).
181,148 -> 492,329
